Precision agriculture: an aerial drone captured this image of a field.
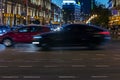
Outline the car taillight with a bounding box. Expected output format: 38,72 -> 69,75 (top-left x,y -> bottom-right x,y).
98,31 -> 110,35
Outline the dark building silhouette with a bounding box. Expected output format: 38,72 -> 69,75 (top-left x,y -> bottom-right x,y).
76,0 -> 95,14
62,0 -> 80,23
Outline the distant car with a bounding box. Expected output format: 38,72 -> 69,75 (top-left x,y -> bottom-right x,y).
0,25 -> 51,47
32,24 -> 111,50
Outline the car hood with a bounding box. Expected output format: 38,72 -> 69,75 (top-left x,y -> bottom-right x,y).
40,31 -> 59,37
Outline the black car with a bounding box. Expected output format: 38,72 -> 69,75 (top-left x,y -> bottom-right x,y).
32,24 -> 111,50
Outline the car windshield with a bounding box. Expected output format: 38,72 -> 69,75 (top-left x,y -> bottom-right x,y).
0,0 -> 118,80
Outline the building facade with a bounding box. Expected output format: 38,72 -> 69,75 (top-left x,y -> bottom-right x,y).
0,0 -> 51,26
75,0 -> 95,22
51,0 -> 63,9
109,0 -> 120,25
62,0 -> 80,24
51,0 -> 63,24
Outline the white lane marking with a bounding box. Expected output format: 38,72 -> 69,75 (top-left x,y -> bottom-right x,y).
24,60 -> 41,62
44,65 -> 59,68
114,54 -> 120,57
23,76 -> 40,78
0,66 -> 8,67
19,66 -> 33,68
91,76 -> 109,78
95,65 -> 110,67
72,65 -> 86,67
2,76 -> 19,78
72,59 -> 83,60
58,76 -> 76,78
92,58 -> 104,60
113,58 -> 120,60
4,61 -> 13,62
95,54 -> 106,56
79,54 -> 88,56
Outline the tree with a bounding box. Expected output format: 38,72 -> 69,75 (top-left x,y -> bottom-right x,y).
90,3 -> 111,27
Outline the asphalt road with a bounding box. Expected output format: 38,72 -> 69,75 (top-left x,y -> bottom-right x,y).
0,40 -> 120,80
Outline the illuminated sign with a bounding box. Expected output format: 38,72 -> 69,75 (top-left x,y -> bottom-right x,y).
63,0 -> 76,4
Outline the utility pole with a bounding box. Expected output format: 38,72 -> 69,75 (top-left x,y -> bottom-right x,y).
0,0 -> 2,24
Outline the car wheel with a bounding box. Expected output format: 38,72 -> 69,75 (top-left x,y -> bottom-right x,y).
41,43 -> 50,51
2,38 -> 13,47
35,44 -> 41,47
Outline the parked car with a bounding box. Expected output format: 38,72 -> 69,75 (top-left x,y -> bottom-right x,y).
0,25 -> 51,47
32,24 -> 111,50
0,25 -> 11,36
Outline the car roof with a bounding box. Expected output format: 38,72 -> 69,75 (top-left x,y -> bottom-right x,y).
25,24 -> 49,27
64,24 -> 106,30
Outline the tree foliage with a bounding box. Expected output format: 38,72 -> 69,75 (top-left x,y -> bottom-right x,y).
90,4 -> 111,27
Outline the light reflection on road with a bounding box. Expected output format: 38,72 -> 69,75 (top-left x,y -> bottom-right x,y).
14,44 -> 40,52
0,44 -> 6,51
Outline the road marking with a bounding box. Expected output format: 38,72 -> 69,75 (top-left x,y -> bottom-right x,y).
114,54 -> 120,57
95,65 -> 110,67
95,54 -> 106,56
44,65 -> 59,68
4,61 -> 13,62
72,65 -> 86,67
23,60 -> 41,62
58,76 -> 76,78
72,59 -> 83,60
113,58 -> 120,60
19,66 -> 33,68
2,76 -> 19,78
35,59 -> 50,61
0,66 -> 8,67
91,76 -> 108,78
92,58 -> 104,60
23,76 -> 40,78
79,54 -> 88,56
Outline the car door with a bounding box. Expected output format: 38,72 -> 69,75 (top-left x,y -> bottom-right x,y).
48,27 -> 72,46
27,26 -> 41,42
65,24 -> 84,45
13,27 -> 30,43
62,25 -> 77,46
63,24 -> 89,45
52,24 -> 81,46
75,25 -> 95,45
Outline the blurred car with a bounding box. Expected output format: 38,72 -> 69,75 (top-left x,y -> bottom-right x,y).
32,24 -> 111,50
0,25 -> 11,36
0,24 -> 51,47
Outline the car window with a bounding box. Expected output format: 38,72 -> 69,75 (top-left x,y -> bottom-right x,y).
18,27 -> 30,32
64,24 -> 86,33
27,26 -> 42,32
85,26 -> 101,32
29,27 -> 37,32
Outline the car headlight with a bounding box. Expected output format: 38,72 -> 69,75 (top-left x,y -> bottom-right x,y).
33,35 -> 42,39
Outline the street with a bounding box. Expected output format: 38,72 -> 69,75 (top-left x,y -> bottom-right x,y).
0,40 -> 120,80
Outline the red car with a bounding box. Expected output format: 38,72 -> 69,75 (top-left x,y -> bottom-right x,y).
0,25 -> 51,47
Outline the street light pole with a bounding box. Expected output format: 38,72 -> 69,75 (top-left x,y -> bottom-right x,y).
26,0 -> 28,25
24,0 -> 28,25
0,0 -> 2,24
